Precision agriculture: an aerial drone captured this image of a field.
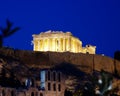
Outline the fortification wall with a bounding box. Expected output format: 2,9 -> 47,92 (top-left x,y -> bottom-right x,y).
0,47 -> 120,75
47,52 -> 115,73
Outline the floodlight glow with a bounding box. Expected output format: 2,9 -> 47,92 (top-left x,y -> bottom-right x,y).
98,79 -> 102,84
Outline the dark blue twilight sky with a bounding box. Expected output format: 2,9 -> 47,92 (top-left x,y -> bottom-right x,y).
0,0 -> 120,58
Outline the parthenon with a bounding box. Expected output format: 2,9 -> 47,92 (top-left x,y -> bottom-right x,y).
32,30 -> 96,54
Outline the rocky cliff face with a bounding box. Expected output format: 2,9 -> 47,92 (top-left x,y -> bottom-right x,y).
0,47 -> 120,76
1,47 -> 120,92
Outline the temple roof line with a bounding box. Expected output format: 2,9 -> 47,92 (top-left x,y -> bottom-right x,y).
32,30 -> 96,54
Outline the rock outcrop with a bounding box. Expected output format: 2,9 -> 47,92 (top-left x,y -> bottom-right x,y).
0,47 -> 120,76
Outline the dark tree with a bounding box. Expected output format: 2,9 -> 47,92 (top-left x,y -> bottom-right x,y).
75,71 -> 113,96
64,89 -> 73,96
114,51 -> 120,61
0,68 -> 7,86
0,19 -> 20,47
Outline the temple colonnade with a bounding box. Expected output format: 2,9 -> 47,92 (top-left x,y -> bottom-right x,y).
33,37 -> 82,53
32,31 -> 96,54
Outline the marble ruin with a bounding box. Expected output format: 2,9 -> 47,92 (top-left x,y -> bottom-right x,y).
32,30 -> 96,54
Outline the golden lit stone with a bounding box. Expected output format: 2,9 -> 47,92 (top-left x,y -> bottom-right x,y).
32,30 -> 96,54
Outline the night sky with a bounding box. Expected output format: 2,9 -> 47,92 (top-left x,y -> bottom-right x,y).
0,0 -> 120,58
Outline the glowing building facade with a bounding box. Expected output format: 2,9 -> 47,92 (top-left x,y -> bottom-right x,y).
32,30 -> 96,54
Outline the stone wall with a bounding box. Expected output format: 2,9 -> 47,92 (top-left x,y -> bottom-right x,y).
0,47 -> 120,76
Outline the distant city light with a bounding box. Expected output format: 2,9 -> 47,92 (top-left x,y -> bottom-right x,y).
98,79 -> 102,84
102,54 -> 104,56
108,83 -> 112,90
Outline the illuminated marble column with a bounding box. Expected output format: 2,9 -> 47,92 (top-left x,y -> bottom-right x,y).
77,42 -> 79,52
39,40 -> 41,51
47,39 -> 49,51
41,39 -> 43,51
40,40 -> 42,51
63,38 -> 65,51
50,38 -> 52,51
57,39 -> 59,51
72,39 -> 75,52
33,41 -> 36,51
33,40 -> 35,50
66,38 -> 68,51
59,38 -> 61,51
65,38 -> 67,51
49,38 -> 51,51
76,42 -> 78,52
46,39 -> 48,51
77,42 -> 80,52
44,39 -> 46,51
79,42 -> 81,52
37,40 -> 39,51
45,39 -> 48,51
38,41 -> 40,51
55,38 -> 57,51
76,40 -> 78,52
54,38 -> 56,51
72,40 -> 74,52
60,38 -> 62,51
67,38 -> 69,51
56,39 -> 59,51
34,40 -> 36,50
47,38 -> 50,51
69,39 -> 71,52
38,40 -> 40,51
56,38 -> 58,51
62,38 -> 64,51
71,39 -> 73,52
43,39 -> 45,51
75,40 -> 77,52
51,38 -> 53,51
68,38 -> 70,51
73,40 -> 76,52
52,38 -> 56,51
36,40 -> 38,51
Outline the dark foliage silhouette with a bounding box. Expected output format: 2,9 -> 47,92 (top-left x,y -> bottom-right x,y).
53,62 -> 85,77
0,19 -> 20,47
0,66 -> 21,88
114,51 -> 120,61
64,89 -> 73,96
53,62 -> 86,92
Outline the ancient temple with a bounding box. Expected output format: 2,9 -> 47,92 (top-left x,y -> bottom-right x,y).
32,30 -> 96,54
